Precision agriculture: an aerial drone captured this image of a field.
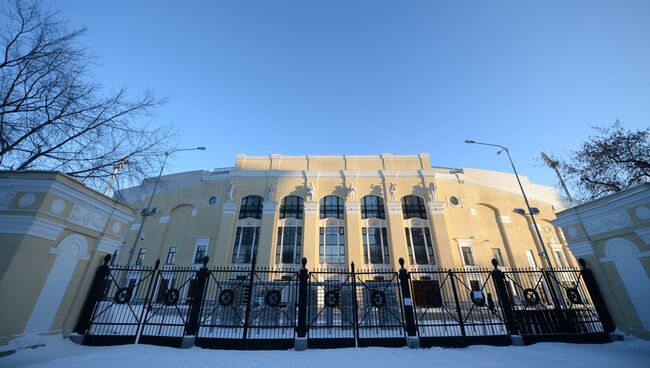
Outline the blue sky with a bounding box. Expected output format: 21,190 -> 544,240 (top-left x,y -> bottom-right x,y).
43,0 -> 650,189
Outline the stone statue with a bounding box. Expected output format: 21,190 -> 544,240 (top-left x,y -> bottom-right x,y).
349,182 -> 356,201
389,182 -> 396,200
428,182 -> 436,200
307,182 -> 315,201
268,183 -> 276,201
226,183 -> 234,202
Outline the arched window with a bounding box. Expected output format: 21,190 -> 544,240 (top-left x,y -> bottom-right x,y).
401,195 -> 427,219
320,196 -> 344,219
279,196 -> 304,219
239,195 -> 263,220
361,195 -> 385,219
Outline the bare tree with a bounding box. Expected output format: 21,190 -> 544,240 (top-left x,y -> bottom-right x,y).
553,121 -> 649,200
0,0 -> 175,193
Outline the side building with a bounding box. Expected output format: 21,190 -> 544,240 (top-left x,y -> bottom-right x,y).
114,153 -> 573,273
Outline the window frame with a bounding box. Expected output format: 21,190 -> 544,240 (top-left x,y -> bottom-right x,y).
362,227 -> 390,264
279,196 -> 304,219
165,246 -> 177,265
231,226 -> 260,264
319,226 -> 345,264
401,195 -> 428,219
135,248 -> 147,266
239,195 -> 264,220
275,226 -> 303,264
405,227 -> 436,265
361,195 -> 385,220
320,195 -> 345,220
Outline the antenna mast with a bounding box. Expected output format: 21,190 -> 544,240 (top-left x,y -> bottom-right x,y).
541,152 -> 573,200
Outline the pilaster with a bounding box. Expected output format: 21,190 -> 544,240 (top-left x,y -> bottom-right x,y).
345,201 -> 363,267
385,201 -> 408,269
426,201 -> 454,269
256,202 -> 278,267
211,202 -> 237,267
302,202 -> 319,268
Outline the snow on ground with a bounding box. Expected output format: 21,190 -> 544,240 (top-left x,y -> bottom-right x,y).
1,336 -> 650,368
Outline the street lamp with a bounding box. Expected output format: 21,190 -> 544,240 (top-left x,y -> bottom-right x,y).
464,140 -> 554,270
125,146 -> 207,267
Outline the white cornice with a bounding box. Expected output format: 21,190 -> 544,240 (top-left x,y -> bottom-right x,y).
0,215 -> 64,241
0,177 -> 134,224
566,240 -> 595,257
96,236 -> 123,254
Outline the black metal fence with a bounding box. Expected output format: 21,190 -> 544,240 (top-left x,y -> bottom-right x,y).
74,256 -> 614,349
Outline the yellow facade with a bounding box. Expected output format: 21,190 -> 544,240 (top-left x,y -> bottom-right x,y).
0,172 -> 134,346
115,154 -> 574,273
552,183 -> 650,339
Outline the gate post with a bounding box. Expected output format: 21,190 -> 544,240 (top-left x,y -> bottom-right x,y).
448,270 -> 466,337
295,257 -> 309,351
74,254 -> 112,336
578,259 -> 615,333
398,258 -> 419,348
184,256 -> 210,347
351,262 -> 359,348
490,259 -> 520,344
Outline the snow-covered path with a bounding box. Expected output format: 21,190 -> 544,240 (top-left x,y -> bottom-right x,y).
2,337 -> 650,368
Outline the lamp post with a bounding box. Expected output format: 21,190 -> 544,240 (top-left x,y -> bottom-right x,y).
464,140 -> 555,270
125,146 -> 206,267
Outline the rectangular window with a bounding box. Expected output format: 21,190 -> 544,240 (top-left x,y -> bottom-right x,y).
135,248 -> 146,265
166,247 -> 177,265
194,244 -> 206,263
361,227 -> 390,264
470,280 -> 481,292
491,248 -> 504,266
231,226 -> 260,264
277,226 -> 302,264
525,249 -> 538,268
460,245 -> 475,266
319,226 -> 345,264
411,228 -> 429,265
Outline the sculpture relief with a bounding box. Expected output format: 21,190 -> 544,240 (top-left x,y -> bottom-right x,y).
349,182 -> 356,201
389,182 -> 396,200
428,182 -> 436,200
226,183 -> 234,202
307,182 -> 315,201
68,204 -> 108,232
268,183 -> 276,201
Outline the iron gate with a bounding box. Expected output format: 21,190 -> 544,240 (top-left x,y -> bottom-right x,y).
81,262 -> 159,346
195,266 -> 298,350
502,267 -> 606,343
76,255 -> 613,349
306,265 -> 406,348
409,268 -> 510,347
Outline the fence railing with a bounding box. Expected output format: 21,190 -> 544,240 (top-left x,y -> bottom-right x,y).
75,256 -> 614,349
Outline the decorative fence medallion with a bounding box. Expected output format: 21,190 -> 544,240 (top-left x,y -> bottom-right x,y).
370,290 -> 386,308
114,287 -> 131,304
265,290 -> 282,307
324,290 -> 340,308
218,289 -> 235,307
523,288 -> 540,306
566,288 -> 583,305
164,288 -> 180,306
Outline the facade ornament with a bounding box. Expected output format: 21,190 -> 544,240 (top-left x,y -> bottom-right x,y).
226,183 -> 234,202
307,182 -> 315,201
349,182 -> 356,201
389,182 -> 396,200
267,183 -> 276,201
428,182 -> 436,200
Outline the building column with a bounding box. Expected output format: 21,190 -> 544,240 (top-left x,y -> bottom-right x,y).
345,201 -> 362,267
385,201 -> 408,270
211,202 -> 237,267
426,201 -> 455,269
302,202 -> 319,268
256,202 -> 278,267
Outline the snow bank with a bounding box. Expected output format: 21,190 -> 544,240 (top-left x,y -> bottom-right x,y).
1,337 -> 649,368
